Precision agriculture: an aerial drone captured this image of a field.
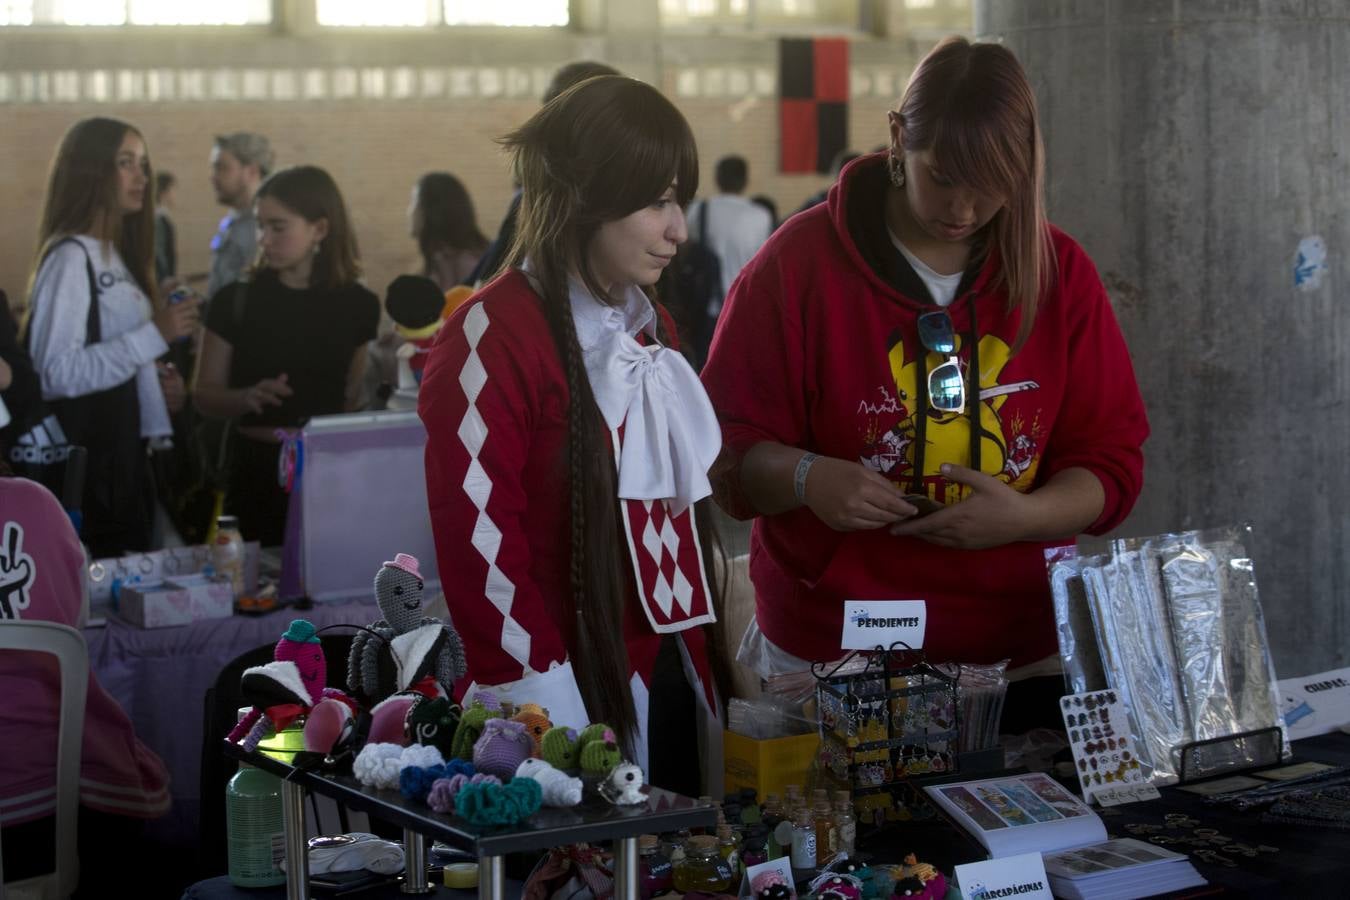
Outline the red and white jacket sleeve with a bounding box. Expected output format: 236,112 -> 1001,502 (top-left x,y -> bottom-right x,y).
420,298 -> 568,689
1038,238 -> 1150,534
702,257 -> 809,520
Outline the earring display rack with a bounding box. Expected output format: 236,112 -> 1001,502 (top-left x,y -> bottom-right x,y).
814,646 -> 962,827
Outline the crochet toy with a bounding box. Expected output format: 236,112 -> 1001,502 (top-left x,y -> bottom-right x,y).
811,875 -> 862,900
455,778 -> 543,828
407,696 -> 461,756
451,696 -> 504,760
540,726 -> 581,769
353,742 -> 446,791
427,773 -> 502,814
578,724 -> 623,774
226,620 -> 358,753
472,718 -> 535,780
516,758 -> 583,807
347,553 -> 467,704
597,760 -> 645,805
511,703 -> 553,755
753,870 -> 795,900
890,854 -> 945,900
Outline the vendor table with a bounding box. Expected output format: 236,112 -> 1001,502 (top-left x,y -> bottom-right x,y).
222,741 -> 718,900
86,598 -> 379,844
859,732 -> 1350,898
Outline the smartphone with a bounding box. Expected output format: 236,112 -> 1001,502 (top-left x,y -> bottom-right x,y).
902,494 -> 945,518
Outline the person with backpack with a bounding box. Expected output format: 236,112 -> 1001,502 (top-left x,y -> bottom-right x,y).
682,155 -> 773,367
23,117 -> 199,557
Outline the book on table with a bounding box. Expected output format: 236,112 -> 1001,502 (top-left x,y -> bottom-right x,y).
923,774 -> 1205,898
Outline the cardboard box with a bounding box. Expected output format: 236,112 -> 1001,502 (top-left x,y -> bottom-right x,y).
723,730 -> 819,801
118,574 -> 234,628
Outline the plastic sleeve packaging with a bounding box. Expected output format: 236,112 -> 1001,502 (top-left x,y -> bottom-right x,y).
1048,524 -> 1286,786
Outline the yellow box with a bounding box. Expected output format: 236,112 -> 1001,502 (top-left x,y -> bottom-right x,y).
723,730 -> 819,801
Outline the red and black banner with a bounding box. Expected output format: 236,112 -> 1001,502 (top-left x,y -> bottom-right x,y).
779,37 -> 849,174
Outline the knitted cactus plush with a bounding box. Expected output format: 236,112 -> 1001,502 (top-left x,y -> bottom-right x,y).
540,726 -> 580,769
579,725 -> 623,774
451,699 -> 504,760
472,718 -> 535,780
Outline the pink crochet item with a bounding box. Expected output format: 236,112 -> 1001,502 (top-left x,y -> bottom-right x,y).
383,553 -> 422,581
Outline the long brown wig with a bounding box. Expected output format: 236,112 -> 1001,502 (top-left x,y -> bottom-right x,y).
897,36 -> 1053,350
26,117 -> 157,311
499,75 -> 730,749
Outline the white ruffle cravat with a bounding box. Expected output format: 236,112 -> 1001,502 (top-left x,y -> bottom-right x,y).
568,278 -> 721,516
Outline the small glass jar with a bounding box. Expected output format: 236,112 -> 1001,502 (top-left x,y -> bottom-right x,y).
638,834 -> 673,900
673,835 -> 732,893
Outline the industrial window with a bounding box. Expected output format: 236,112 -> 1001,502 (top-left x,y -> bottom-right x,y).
314,0 -> 568,27
0,0 -> 269,25
659,0 -> 861,30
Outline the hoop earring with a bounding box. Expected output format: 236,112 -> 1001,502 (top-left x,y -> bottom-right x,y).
888,154 -> 906,189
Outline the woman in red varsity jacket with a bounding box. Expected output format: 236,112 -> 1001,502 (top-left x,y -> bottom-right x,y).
419,76 -> 727,793
702,38 -> 1149,722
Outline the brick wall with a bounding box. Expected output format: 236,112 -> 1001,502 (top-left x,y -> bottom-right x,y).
0,37 -> 935,310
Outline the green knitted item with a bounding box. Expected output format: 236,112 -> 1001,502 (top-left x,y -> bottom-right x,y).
540,727 -> 580,769
450,701 -> 503,760
577,723 -> 610,747
579,725 -> 622,774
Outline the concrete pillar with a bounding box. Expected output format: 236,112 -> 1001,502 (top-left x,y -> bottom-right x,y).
975,1 -> 1350,675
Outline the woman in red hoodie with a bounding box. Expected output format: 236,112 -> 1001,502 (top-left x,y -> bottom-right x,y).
702,37 -> 1148,724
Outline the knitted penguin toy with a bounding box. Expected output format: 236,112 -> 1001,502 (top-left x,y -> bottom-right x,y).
227,620 -> 358,753
347,553 -> 467,704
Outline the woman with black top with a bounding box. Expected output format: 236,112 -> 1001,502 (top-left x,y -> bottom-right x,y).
194,165 -> 379,546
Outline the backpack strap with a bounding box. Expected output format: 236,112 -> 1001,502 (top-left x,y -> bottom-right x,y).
698,198 -> 710,246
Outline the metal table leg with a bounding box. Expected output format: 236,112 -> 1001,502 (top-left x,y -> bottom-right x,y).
613,836 -> 639,900
402,828 -> 433,894
479,854 -> 504,900
281,777 -> 309,900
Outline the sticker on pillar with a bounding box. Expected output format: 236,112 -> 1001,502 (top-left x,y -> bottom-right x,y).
841,600 -> 926,650
1294,235 -> 1328,291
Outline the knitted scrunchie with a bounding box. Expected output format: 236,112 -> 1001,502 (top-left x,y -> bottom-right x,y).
454,778 -> 543,827
398,757 -> 475,801
426,773 -> 502,814
355,742 -> 447,790
399,764 -> 447,802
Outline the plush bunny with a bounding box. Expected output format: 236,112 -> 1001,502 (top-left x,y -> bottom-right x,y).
515,758 -> 583,807
347,554 -> 467,704
472,718 -> 534,780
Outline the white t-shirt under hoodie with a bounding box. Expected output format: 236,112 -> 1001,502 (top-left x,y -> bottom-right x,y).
25,234 -> 172,439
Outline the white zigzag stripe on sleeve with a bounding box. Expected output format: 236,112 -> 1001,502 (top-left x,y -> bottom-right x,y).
459,303 -> 535,677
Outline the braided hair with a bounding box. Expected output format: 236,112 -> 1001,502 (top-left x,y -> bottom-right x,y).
498,76 -> 729,750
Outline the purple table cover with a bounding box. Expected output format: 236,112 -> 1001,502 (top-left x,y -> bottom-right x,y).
84,599 -> 379,845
